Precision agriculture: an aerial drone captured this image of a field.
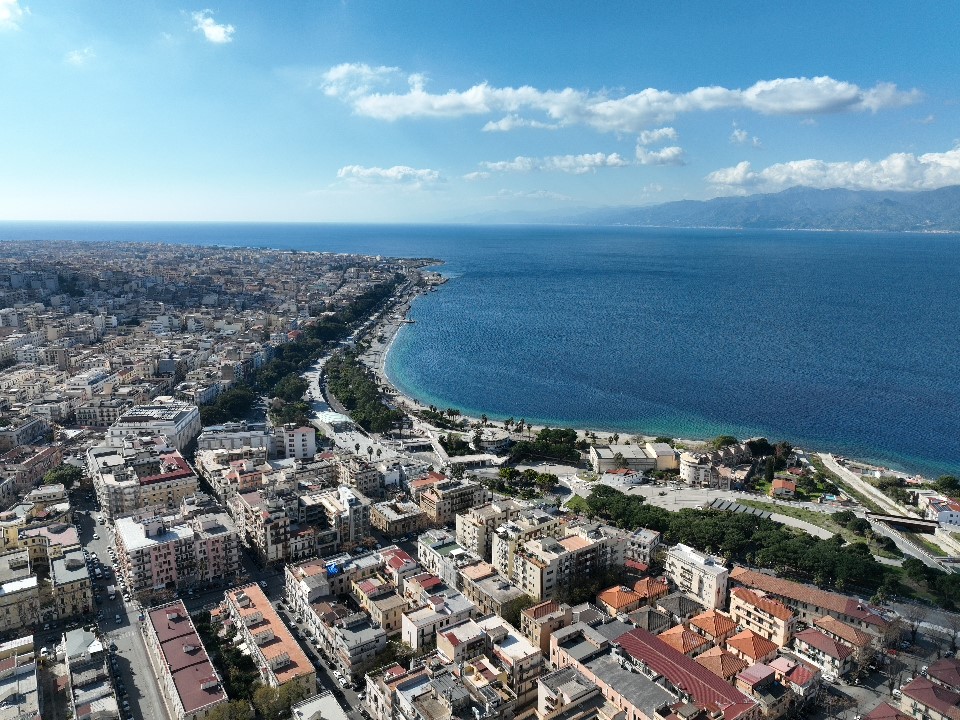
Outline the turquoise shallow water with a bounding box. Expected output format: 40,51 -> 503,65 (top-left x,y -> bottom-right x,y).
2,222 -> 958,477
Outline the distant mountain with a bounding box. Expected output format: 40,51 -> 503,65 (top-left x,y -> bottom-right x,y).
569,186 -> 960,232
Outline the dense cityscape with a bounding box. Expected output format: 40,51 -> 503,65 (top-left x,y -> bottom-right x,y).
0,239 -> 954,720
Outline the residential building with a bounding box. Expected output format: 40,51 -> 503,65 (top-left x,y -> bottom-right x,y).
679,452 -> 716,487
88,438 -> 199,521
735,663 -> 793,720
114,510 -> 240,594
106,398 -> 201,451
658,625 -> 711,658
223,584 -> 316,694
792,628 -> 855,677
631,577 -> 669,607
401,589 -> 475,650
512,524 -> 628,601
595,586 -> 643,617
196,422 -> 273,452
520,601 -> 572,657
663,543 -> 729,610
924,658 -> 960,692
328,611 -> 388,681
142,601 -> 227,720
689,609 -> 739,647
476,614 -> 543,708
491,509 -> 566,579
729,587 -> 796,647
338,455 -> 383,498
456,500 -> 523,561
696,646 -> 750,684
729,566 -> 893,637
726,629 -> 780,666
372,500 -> 425,539
63,627 -> 119,720
770,479 -> 796,499
291,690 -> 351,720
813,615 -> 876,672
417,477 -> 489,527
0,640 -> 39,720
624,529 -> 661,565
229,490 -> 290,564
0,549 -> 40,632
276,424 -> 317,461
50,547 -> 93,620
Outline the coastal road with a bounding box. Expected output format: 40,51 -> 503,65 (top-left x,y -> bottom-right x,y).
819,453 -> 907,515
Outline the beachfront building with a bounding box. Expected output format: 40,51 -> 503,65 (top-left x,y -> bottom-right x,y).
679,452 -> 717,487
588,442 -> 678,474
223,583 -> 316,694
663,543 -> 729,610
142,601 -> 227,720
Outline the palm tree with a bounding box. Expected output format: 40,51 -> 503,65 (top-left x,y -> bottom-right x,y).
354,443 -> 360,454
480,414 -> 488,427
376,448 -> 382,460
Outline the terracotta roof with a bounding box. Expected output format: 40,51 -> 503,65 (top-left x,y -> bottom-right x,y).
926,658 -> 960,692
633,576 -> 669,600
730,566 -> 889,629
597,585 -> 641,611
794,628 -> 854,660
785,662 -> 817,687
864,703 -> 914,720
524,600 -> 561,620
814,615 -> 873,649
726,629 -> 778,662
730,587 -> 794,622
772,479 -> 796,490
660,625 -> 711,655
616,628 -> 756,720
696,646 -> 749,680
900,677 -> 960,720
690,610 -> 737,639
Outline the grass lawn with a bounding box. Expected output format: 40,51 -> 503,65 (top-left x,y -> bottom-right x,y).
902,531 -> 946,556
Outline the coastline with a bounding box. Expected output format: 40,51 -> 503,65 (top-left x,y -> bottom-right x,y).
359,284 -> 934,482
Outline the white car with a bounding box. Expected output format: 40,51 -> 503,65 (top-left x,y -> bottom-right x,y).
92,533 -> 100,540
338,677 -> 349,688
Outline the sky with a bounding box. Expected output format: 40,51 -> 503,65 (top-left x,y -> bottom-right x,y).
1,1 -> 959,222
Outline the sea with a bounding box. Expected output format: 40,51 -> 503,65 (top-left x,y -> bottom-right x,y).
2,222 -> 958,478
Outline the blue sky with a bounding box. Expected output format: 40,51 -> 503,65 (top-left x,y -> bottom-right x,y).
1,1 -> 958,221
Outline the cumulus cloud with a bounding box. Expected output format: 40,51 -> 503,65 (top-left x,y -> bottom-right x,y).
706,145 -> 960,194
481,152 -> 630,175
192,10 -> 235,44
0,0 -> 25,30
337,164 -> 441,186
729,122 -> 761,147
638,127 -> 678,146
635,145 -> 685,166
65,47 -> 95,66
462,171 -> 490,182
320,66 -> 921,133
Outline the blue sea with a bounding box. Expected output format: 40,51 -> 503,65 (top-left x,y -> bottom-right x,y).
2,222 -> 958,477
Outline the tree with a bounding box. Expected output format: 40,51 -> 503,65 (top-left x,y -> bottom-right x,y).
42,463 -> 84,489
902,604 -> 929,644
480,414 -> 488,426
206,700 -> 253,720
934,475 -> 959,495
764,457 -> 775,483
612,452 -> 627,469
450,464 -> 466,480
252,683 -> 308,720
654,437 -> 673,445
712,435 -> 738,450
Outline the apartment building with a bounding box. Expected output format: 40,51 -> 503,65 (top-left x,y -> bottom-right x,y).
195,447 -> 269,501
455,500 -> 523,561
325,611 -> 388,681
520,601 -> 572,656
229,490 -> 290,565
142,601 -> 228,720
512,524 -> 628,601
106,398 -> 201,451
63,627 -> 120,720
371,500 -> 425,539
276,424 -> 317,461
115,510 -> 240,593
663,543 -> 729,610
75,397 -> 136,428
338,455 -> 383,498
401,589 -> 476,650
491,509 -> 566,580
0,444 -> 63,494
223,584 -> 316,694
0,641 -> 39,720
0,549 -> 40,632
416,477 -> 490,527
196,422 -> 273,452
476,614 -> 543,708
729,586 -> 796,647
50,547 -> 93,620
89,438 -> 199,521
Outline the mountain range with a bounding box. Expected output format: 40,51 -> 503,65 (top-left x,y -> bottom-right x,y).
567,185 -> 960,231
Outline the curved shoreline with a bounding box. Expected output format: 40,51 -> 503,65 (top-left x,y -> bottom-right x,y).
364,287 -> 942,482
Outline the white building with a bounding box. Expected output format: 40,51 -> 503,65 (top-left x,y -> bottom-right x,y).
663,543 -> 729,610
106,397 -> 201,451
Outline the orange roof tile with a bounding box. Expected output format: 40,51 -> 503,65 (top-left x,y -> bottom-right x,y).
633,576 -> 669,600
690,610 -> 737,639
597,585 -> 642,611
696,646 -> 750,680
726,629 -> 778,661
730,586 -> 795,622
660,625 -> 710,654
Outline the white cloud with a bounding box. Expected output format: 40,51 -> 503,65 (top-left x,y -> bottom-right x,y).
65,47 -> 95,66
481,152 -> 631,175
638,127 -> 678,146
337,164 -> 441,185
635,145 -> 685,166
482,114 -> 561,132
462,171 -> 490,182
0,0 -> 25,30
321,67 -> 921,133
192,10 -> 235,44
917,114 -> 936,125
729,122 -> 761,147
706,145 -> 960,194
